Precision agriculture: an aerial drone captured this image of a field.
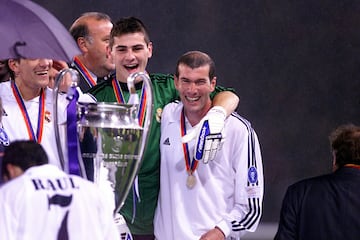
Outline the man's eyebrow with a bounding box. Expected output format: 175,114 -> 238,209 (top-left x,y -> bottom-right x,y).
114,44 -> 145,49
114,45 -> 127,49
180,77 -> 207,81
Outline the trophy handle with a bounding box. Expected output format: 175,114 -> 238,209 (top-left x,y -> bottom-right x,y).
52,68 -> 87,176
114,72 -> 154,213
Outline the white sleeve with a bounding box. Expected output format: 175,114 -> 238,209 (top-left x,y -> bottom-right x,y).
76,87 -> 96,103
217,116 -> 264,238
0,190 -> 17,240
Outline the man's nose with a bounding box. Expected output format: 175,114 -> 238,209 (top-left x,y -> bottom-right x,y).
125,49 -> 136,60
188,82 -> 198,92
38,58 -> 53,68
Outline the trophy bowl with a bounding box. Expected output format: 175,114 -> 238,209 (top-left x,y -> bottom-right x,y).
54,71 -> 153,214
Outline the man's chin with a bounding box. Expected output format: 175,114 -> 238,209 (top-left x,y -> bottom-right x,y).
183,103 -> 200,112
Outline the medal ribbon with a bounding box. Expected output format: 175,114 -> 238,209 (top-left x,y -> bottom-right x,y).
137,86 -> 147,126
180,108 -> 199,175
66,86 -> 81,176
112,77 -> 125,103
345,164 -> 360,170
112,77 -> 147,126
72,56 -> 97,87
11,81 -> 45,143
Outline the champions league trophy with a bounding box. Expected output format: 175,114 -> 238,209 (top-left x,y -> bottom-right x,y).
53,70 -> 153,216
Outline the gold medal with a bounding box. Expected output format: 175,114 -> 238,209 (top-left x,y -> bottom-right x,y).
186,174 -> 196,189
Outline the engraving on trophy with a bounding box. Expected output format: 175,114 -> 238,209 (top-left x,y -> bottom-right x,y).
76,101 -> 146,210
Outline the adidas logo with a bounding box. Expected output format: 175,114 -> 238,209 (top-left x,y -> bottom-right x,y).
120,233 -> 133,240
163,137 -> 170,145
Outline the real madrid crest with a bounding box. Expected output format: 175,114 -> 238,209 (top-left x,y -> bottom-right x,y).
45,110 -> 51,123
247,166 -> 258,184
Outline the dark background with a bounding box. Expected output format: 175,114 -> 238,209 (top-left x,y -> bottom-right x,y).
34,0 -> 360,223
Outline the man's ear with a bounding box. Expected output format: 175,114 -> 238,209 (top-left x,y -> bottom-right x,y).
174,75 -> 180,90
106,45 -> 113,62
147,41 -> 153,59
5,163 -> 23,180
210,76 -> 217,92
332,151 -> 338,172
8,59 -> 19,73
77,37 -> 88,53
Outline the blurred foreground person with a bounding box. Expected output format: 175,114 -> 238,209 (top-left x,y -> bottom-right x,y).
274,124 -> 360,240
0,140 -> 120,240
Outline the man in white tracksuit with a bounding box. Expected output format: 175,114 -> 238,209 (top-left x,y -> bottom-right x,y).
154,51 -> 264,240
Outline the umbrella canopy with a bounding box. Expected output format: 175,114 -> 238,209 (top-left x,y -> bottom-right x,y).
0,0 -> 80,61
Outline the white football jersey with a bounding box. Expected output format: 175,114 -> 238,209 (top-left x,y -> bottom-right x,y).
0,164 -> 120,240
154,102 -> 264,240
0,82 -> 67,168
0,81 -> 95,171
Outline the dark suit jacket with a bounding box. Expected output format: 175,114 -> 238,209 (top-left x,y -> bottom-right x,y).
274,166 -> 360,240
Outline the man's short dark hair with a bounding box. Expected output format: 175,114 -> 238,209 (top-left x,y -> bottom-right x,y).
175,51 -> 216,80
1,140 -> 49,178
110,17 -> 150,48
329,124 -> 360,167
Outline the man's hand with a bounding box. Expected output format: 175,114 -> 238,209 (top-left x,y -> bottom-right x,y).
48,60 -> 72,92
182,106 -> 226,163
199,227 -> 226,240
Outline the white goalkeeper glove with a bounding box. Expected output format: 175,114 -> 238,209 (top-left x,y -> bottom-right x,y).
182,106 -> 227,164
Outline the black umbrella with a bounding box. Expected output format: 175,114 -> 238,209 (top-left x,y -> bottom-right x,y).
0,0 -> 80,61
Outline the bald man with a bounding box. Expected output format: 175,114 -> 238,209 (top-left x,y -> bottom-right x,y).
69,12 -> 115,92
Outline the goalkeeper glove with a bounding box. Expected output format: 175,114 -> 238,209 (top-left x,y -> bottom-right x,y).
182,106 -> 226,163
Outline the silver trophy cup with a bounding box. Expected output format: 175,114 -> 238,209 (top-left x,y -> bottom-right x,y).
53,70 -> 153,213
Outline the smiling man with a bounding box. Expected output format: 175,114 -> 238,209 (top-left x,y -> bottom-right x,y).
154,51 -> 264,240
0,58 -> 65,169
69,12 -> 115,92
0,58 -> 92,170
88,17 -> 240,239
